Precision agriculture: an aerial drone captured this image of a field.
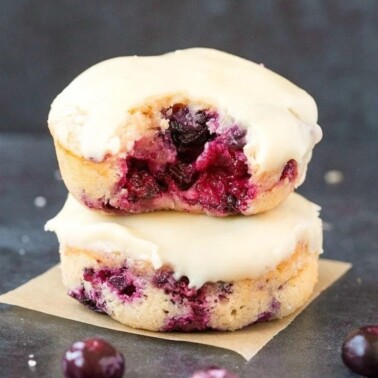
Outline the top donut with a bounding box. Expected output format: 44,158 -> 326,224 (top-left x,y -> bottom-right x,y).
48,48 -> 322,216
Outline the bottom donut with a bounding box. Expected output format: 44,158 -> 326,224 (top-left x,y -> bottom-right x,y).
46,193 -> 322,332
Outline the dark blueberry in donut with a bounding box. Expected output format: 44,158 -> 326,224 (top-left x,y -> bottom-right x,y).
168,104 -> 213,162
167,162 -> 199,190
280,159 -> 297,181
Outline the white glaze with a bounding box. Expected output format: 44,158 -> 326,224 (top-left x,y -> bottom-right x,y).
48,48 -> 322,177
45,193 -> 323,288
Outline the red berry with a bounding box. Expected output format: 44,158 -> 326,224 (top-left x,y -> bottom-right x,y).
342,326 -> 378,377
190,366 -> 239,378
62,338 -> 125,378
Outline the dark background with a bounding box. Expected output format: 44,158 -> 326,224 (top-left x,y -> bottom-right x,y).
1,1 -> 377,377
2,1 -> 378,143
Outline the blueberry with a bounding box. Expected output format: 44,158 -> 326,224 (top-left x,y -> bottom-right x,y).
170,118 -> 210,147
62,338 -> 125,378
190,366 -> 239,378
168,104 -> 212,162
342,326 -> 378,377
108,276 -> 137,297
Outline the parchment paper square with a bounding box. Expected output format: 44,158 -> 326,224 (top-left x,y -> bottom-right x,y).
0,259 -> 351,360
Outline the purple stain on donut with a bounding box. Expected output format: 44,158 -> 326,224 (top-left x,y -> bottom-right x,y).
108,276 -> 137,297
152,269 -> 234,332
254,298 -> 281,323
68,287 -> 107,314
68,266 -> 145,312
69,263 -> 285,332
256,312 -> 272,322
217,281 -> 233,301
69,264 -> 235,332
152,268 -> 210,331
271,297 -> 281,312
83,266 -> 142,301
280,159 -> 298,181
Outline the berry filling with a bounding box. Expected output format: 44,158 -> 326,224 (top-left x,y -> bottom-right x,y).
68,266 -> 145,316
68,263 -> 236,332
84,103 -> 296,216
68,262 -> 283,331
115,104 -> 254,215
152,268 -> 234,332
280,159 -> 298,181
83,266 -> 143,301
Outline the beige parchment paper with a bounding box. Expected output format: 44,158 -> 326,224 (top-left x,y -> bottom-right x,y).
0,259 -> 351,360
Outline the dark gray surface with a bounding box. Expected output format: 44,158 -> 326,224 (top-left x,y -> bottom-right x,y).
2,0 -> 378,142
0,133 -> 377,377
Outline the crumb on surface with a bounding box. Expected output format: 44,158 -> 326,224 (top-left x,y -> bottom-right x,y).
34,196 -> 47,208
323,222 -> 334,231
21,235 -> 30,243
28,359 -> 37,368
324,170 -> 344,185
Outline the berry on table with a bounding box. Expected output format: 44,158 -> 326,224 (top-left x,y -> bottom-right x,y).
342,325 -> 378,377
62,338 -> 125,378
190,366 -> 239,378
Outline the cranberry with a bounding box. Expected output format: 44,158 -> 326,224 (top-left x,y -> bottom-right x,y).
342,326 -> 378,377
190,366 -> 239,378
167,162 -> 199,190
280,159 -> 298,181
125,161 -> 162,201
62,338 -> 125,378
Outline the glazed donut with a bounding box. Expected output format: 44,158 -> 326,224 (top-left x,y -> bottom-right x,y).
45,193 -> 322,331
48,48 -> 322,216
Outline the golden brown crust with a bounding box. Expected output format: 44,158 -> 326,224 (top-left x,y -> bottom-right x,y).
55,140 -> 119,202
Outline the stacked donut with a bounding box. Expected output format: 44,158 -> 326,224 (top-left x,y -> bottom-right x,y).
46,48 -> 323,331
